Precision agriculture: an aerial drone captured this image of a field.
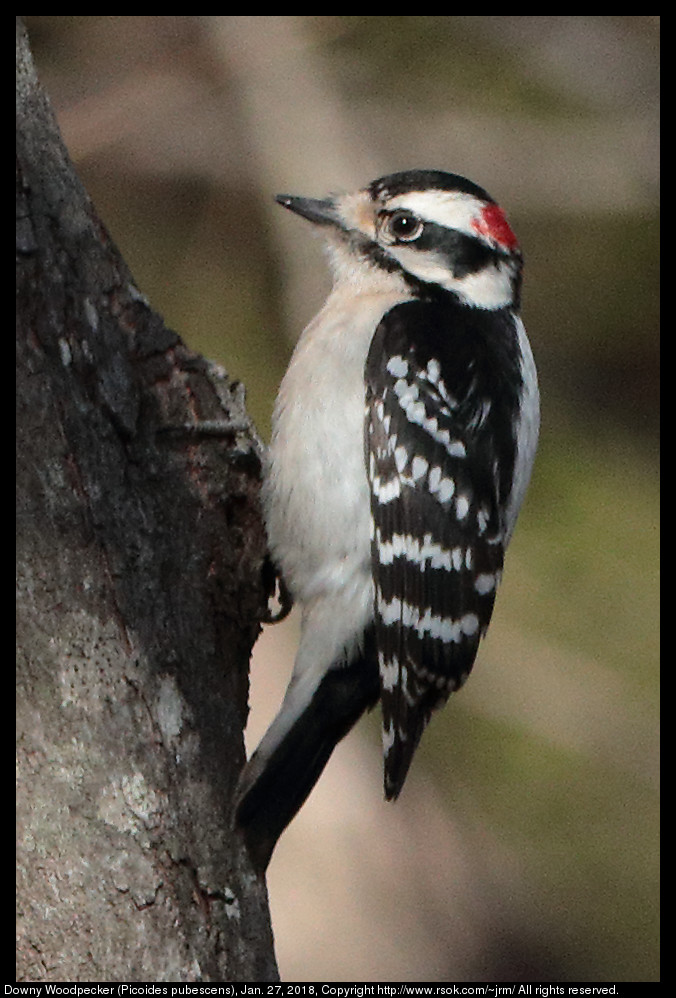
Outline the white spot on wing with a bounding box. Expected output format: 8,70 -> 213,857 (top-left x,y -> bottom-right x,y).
378,595 -> 481,645
455,494 -> 470,520
474,572 -> 497,594
394,445 -> 408,473
373,475 -> 401,504
387,355 -> 409,377
437,477 -> 455,503
377,532 -> 456,571
382,721 -> 396,755
380,655 -> 400,692
411,455 -> 428,480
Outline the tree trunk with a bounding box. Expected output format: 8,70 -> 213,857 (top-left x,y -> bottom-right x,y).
16,17 -> 278,983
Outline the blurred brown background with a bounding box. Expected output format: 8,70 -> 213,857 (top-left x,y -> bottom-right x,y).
24,16 -> 659,983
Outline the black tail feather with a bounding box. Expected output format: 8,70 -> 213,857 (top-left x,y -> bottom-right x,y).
234,644 -> 379,871
383,708 -> 428,801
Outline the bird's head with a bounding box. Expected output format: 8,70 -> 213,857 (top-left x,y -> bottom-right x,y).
276,169 -> 522,310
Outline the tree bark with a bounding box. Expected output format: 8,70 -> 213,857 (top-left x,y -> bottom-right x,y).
16,17 -> 278,983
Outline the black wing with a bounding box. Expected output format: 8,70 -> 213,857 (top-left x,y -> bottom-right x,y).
365,298 -> 522,799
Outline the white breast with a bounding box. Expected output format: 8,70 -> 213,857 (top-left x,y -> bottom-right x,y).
264,262 -> 411,675
265,278 -> 410,601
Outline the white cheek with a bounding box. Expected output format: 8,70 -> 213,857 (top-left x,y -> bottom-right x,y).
387,246 -> 514,309
387,246 -> 450,287
447,262 -> 515,309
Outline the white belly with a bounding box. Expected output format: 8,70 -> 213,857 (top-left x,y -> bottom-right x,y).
263,278 -> 411,673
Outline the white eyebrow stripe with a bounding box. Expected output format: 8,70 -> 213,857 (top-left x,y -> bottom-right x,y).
386,190 -> 484,238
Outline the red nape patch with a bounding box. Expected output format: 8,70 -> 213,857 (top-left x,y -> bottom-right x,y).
472,203 -> 519,251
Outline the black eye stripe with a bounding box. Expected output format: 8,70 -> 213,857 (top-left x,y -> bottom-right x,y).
402,221 -> 500,277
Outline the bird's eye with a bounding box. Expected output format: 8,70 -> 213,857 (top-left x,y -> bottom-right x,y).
382,210 -> 423,243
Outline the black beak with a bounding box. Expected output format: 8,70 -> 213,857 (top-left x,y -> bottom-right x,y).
275,194 -> 339,228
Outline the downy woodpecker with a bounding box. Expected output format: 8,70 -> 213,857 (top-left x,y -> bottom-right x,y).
235,170 -> 539,870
